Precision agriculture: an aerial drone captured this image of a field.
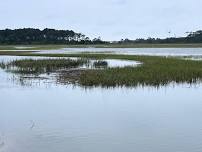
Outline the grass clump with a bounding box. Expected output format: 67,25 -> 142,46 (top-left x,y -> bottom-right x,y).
0,58 -> 89,75
0,62 -> 6,69
78,56 -> 202,87
93,60 -> 108,68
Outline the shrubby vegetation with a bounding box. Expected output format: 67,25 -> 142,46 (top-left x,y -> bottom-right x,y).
93,61 -> 108,68
118,31 -> 202,44
0,28 -> 108,45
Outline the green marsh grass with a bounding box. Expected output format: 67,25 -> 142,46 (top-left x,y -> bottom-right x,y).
78,56 -> 202,87
0,58 -> 89,75
1,51 -> 202,87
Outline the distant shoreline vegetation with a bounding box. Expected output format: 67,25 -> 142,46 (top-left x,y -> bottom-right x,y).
0,28 -> 202,45
0,28 -> 107,45
119,31 -> 202,44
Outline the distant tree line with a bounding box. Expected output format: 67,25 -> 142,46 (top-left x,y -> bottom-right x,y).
1,28 -> 202,45
118,30 -> 202,44
0,28 -> 108,45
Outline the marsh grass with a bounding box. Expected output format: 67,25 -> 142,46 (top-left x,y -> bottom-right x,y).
1,51 -> 202,87
78,56 -> 202,87
0,58 -> 89,75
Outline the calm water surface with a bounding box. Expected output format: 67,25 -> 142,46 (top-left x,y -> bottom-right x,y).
1,54 -> 202,152
36,47 -> 202,57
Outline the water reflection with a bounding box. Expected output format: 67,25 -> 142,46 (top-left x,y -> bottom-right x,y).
1,55 -> 202,152
1,77 -> 202,152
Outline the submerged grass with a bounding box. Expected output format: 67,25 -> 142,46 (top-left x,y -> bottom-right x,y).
1,51 -> 202,87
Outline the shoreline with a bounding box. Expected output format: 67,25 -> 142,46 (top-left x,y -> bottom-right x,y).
1,43 -> 202,50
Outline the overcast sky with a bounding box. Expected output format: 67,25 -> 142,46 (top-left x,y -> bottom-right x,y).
0,0 -> 202,40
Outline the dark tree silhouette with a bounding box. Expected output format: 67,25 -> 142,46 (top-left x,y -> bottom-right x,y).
118,30 -> 202,44
0,28 -> 202,45
0,28 -> 108,45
